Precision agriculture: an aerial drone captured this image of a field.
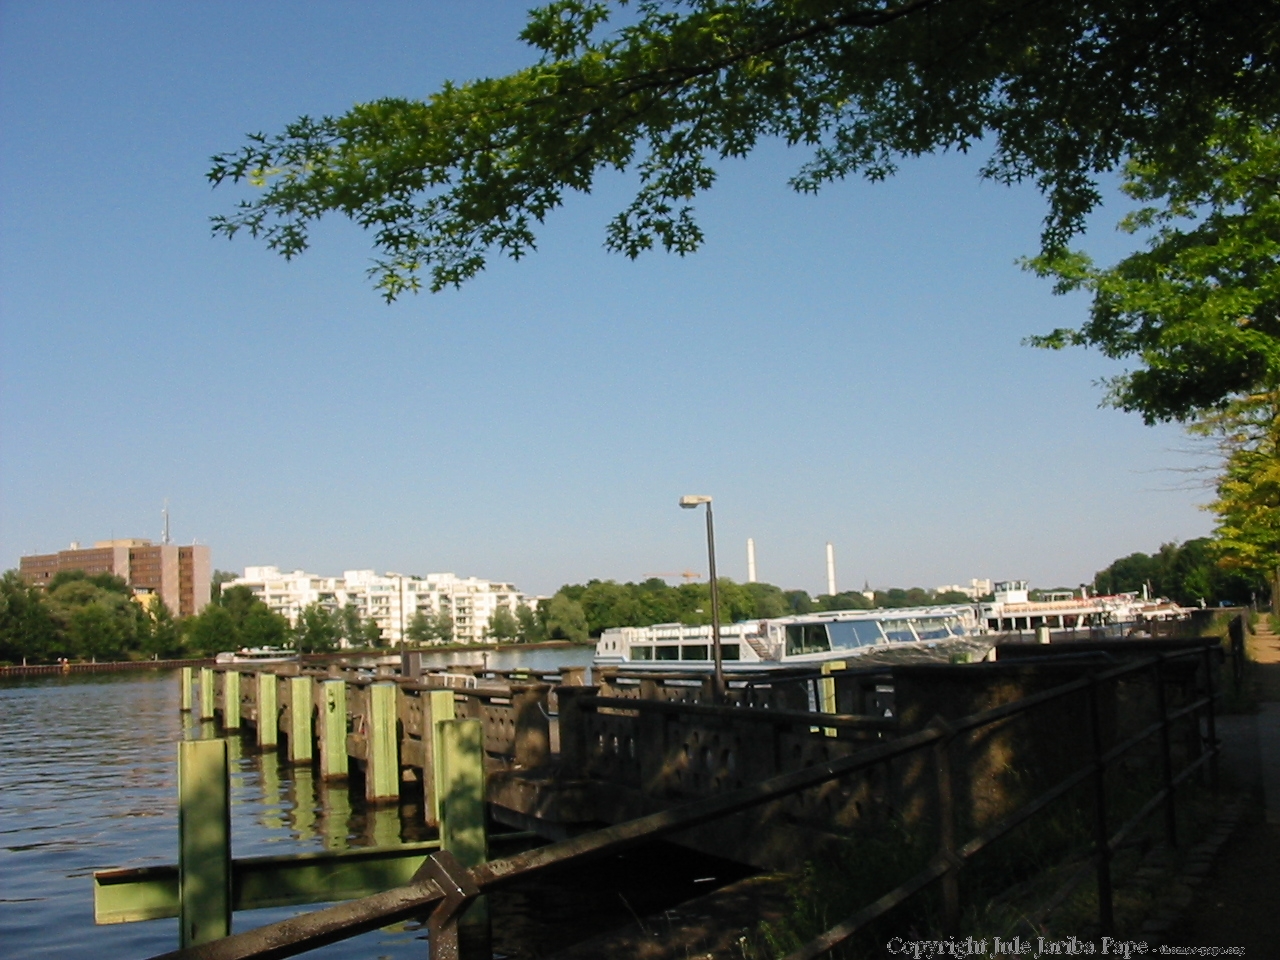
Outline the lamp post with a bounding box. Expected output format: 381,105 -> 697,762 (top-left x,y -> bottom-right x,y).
680,495 -> 725,701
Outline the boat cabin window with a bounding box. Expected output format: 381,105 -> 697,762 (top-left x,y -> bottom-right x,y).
722,643 -> 740,660
681,645 -> 709,660
631,645 -> 653,661
881,619 -> 917,643
827,620 -> 884,650
786,623 -> 831,655
911,618 -> 953,641
655,646 -> 679,660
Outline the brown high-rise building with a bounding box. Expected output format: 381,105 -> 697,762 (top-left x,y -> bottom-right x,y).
20,539 -> 211,617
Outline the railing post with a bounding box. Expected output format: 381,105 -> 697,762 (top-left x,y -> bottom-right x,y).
178,738 -> 231,947
287,676 -> 313,765
180,666 -> 193,712
366,682 -> 400,803
1087,676 -> 1114,934
222,671 -> 241,731
1153,656 -> 1177,847
1203,644 -> 1219,794
199,667 -> 215,721
555,686 -> 597,777
931,717 -> 960,932
819,661 -> 847,737
319,679 -> 348,779
257,673 -> 278,749
428,689 -> 457,826
435,717 -> 489,960
512,684 -> 551,769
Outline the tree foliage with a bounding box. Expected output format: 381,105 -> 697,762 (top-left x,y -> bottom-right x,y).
406,609 -> 456,645
1092,537 -> 1259,606
1193,394 -> 1280,587
1028,117 -> 1280,424
293,602 -> 342,653
209,0 -> 1280,299
549,576 -> 985,635
487,605 -> 521,640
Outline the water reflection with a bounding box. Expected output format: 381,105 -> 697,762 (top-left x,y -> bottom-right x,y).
0,668 -> 745,960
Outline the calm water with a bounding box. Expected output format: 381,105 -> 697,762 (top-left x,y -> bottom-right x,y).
0,654 -> 749,960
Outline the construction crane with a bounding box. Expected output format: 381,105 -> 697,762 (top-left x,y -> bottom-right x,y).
642,570 -> 702,581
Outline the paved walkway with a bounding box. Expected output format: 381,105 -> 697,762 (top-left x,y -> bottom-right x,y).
1166,619 -> 1280,951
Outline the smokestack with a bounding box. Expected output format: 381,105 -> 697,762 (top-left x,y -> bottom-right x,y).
826,542 -> 836,596
747,538 -> 757,583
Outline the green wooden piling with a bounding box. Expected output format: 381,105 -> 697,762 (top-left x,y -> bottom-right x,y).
257,674 -> 277,749
287,676 -> 313,765
222,671 -> 241,731
427,689 -> 456,826
199,667 -> 215,721
180,666 -> 192,712
437,717 -> 489,953
819,660 -> 846,737
178,738 -> 231,947
320,680 -> 348,779
366,683 -> 400,802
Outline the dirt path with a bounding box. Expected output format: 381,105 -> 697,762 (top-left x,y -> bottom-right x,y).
1164,618 -> 1280,953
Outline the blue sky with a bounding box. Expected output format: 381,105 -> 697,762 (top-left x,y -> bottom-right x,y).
0,1 -> 1215,598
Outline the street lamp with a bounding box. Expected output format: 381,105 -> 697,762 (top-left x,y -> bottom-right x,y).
680,495 -> 725,701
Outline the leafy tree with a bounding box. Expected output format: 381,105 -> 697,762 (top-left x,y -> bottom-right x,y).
542,594 -> 589,643
815,590 -> 874,612
219,584 -> 262,621
361,618 -> 384,647
1092,537 -> 1259,606
43,574 -> 146,660
184,604 -> 237,656
239,603 -> 290,650
1028,117 -> 1280,425
339,603 -> 378,647
1196,395 -> 1280,602
0,571 -> 58,663
211,569 -> 239,599
432,610 -> 455,644
405,611 -> 436,645
141,597 -> 182,658
783,589 -> 814,615
743,582 -> 788,618
487,606 -> 520,641
515,603 -> 545,643
934,590 -> 973,604
210,1 -> 1279,300
293,603 -> 342,653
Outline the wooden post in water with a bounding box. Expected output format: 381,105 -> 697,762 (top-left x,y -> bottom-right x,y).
199,667 -> 215,721
222,671 -> 241,731
319,679 -> 348,779
179,666 -> 193,712
437,717 -> 489,958
178,738 -> 231,947
366,682 -> 400,802
427,689 -> 457,826
287,676 -> 313,764
257,673 -> 278,749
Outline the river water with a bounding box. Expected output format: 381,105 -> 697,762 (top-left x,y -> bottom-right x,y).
0,651 -> 751,959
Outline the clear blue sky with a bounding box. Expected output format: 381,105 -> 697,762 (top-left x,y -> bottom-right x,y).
0,1 -> 1215,598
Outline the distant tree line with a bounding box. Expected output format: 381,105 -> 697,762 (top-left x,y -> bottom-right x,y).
0,570 -> 400,664
533,578 -> 976,641
1092,538 -> 1262,608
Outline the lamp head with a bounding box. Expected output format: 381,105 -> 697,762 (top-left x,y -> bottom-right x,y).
679,495 -> 712,509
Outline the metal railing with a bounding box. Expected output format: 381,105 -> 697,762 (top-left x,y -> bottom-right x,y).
150,643 -> 1220,960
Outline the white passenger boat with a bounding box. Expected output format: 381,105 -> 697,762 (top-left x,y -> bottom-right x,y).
593,581 -> 1189,671
594,603 -> 983,671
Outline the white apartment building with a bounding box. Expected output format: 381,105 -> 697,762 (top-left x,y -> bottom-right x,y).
228,567 -> 536,646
